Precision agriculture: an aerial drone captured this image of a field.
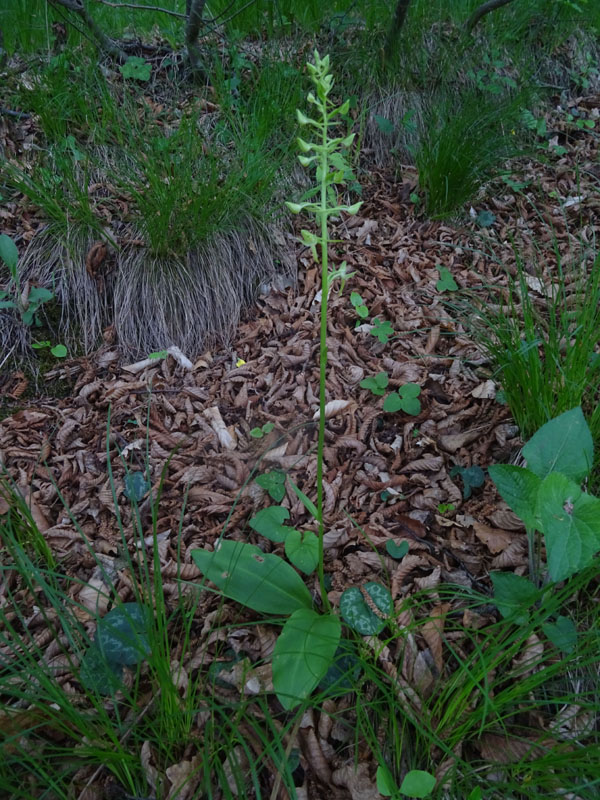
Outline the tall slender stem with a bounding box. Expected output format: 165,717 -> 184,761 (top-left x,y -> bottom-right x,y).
316,96 -> 331,613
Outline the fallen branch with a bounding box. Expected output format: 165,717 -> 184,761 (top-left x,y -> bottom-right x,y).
91,0 -> 186,19
465,0 -> 516,34
48,0 -> 128,61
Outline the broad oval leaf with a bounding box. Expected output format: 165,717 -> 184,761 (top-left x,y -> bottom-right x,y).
399,769 -> 436,798
541,615 -> 577,653
191,540 -> 313,615
522,407 -> 593,482
285,530 -> 319,574
96,602 -> 151,665
488,464 -> 540,531
79,641 -> 124,695
272,609 -> 341,710
491,572 -> 539,624
340,582 -> 392,634
536,472 -> 600,582
383,392 -> 403,413
123,471 -> 150,502
0,234 -> 18,271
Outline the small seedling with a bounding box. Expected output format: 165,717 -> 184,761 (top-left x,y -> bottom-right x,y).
0,234 -> 54,327
450,465 -> 485,499
249,421 -> 275,439
350,291 -> 369,320
383,383 -> 421,415
147,349 -> 168,360
386,540 -> 409,560
119,56 -> 152,81
360,371 -> 389,396
436,266 -> 458,292
475,209 -> 496,228
255,470 -> 286,502
437,502 -> 455,514
31,341 -> 68,358
374,115 -> 395,135
369,317 -> 394,344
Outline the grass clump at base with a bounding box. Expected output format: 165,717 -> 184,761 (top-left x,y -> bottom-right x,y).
415,87 -> 528,219
457,229 -> 600,479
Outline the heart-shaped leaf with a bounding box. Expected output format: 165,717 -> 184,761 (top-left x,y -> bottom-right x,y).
436,266 -> 458,292
386,540 -> 409,560
285,530 -> 319,574
123,471 -> 150,502
488,464 -> 540,530
248,506 -> 290,542
340,582 -> 392,634
96,603 -> 152,665
79,641 -> 124,696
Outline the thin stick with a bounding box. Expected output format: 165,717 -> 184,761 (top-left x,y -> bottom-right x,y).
92,0 -> 186,17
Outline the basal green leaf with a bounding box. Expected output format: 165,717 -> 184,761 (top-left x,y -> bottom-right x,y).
536,472 -> 600,581
79,642 -> 124,696
386,540 -> 409,560
376,765 -> 397,796
123,471 -> 150,502
522,407 -> 593,481
273,609 -> 341,710
191,540 -> 313,615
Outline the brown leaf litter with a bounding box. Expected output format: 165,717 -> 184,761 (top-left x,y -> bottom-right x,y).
1,92 -> 600,798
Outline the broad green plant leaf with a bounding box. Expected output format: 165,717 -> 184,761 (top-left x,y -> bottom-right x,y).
399,770 -> 436,797
191,540 -> 313,615
272,609 -> 341,709
468,789 -> 483,800
255,471 -> 286,502
475,209 -> 496,227
374,115 -> 395,135
96,603 -> 152,665
360,372 -> 389,395
384,383 -> 421,415
536,472 -> 600,581
386,540 -> 409,560
123,471 -> 150,502
491,572 -> 539,624
119,56 -> 151,81
522,407 -> 593,482
488,465 -> 541,530
285,529 -> 319,574
542,615 -> 577,653
51,343 -> 67,358
319,640 -> 361,692
340,582 -> 392,634
79,642 -> 124,696
0,233 -> 18,272
248,506 -> 290,542
436,266 -> 458,292
449,465 -> 485,499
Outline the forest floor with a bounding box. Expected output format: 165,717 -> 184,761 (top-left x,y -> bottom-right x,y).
0,79 -> 599,798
